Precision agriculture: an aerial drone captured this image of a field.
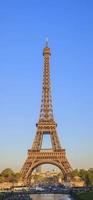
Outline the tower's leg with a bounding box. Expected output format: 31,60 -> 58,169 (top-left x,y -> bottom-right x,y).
31,131 -> 43,150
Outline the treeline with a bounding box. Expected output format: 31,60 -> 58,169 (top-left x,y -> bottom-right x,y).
0,168 -> 20,183
0,168 -> 93,186
71,168 -> 93,186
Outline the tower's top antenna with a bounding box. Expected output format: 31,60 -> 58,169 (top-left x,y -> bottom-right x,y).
45,36 -> 48,47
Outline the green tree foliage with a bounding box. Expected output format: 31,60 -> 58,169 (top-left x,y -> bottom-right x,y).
0,174 -> 4,183
87,168 -> 93,186
71,168 -> 93,186
79,169 -> 87,180
1,168 -> 14,176
70,169 -> 79,178
0,168 -> 20,183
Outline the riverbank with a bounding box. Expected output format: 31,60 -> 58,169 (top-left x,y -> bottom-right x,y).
0,192 -> 31,200
71,191 -> 93,200
1,191 -> 93,200
0,193 -> 71,200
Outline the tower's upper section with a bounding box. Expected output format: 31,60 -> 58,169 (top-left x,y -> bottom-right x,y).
39,41 -> 54,122
43,42 -> 51,56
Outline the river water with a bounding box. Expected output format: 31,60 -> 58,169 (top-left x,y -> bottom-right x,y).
30,194 -> 72,200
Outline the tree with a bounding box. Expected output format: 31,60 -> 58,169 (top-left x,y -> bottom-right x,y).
14,173 -> 20,182
87,168 -> 93,186
1,168 -> 14,182
78,169 -> 93,186
0,169 -> 20,183
1,168 -> 14,177
70,169 -> 79,179
0,174 -> 4,183
78,169 -> 87,180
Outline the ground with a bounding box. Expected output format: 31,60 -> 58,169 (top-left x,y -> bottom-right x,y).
74,191 -> 93,200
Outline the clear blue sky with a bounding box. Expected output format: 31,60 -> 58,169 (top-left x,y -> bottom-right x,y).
0,0 -> 93,172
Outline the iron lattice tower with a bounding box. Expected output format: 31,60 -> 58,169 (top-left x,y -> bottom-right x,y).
20,41 -> 72,184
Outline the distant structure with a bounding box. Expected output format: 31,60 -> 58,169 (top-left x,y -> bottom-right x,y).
21,41 -> 72,185
36,165 -> 41,173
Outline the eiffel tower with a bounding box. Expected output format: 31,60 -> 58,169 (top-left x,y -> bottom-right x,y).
20,41 -> 72,185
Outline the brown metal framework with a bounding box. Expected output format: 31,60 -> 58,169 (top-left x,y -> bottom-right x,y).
20,41 -> 72,184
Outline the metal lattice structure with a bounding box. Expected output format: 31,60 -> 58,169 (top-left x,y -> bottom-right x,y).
20,41 -> 72,185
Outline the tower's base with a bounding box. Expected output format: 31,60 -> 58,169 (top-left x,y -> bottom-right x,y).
21,149 -> 72,185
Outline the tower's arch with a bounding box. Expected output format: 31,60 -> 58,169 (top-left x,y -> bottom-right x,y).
25,159 -> 66,183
